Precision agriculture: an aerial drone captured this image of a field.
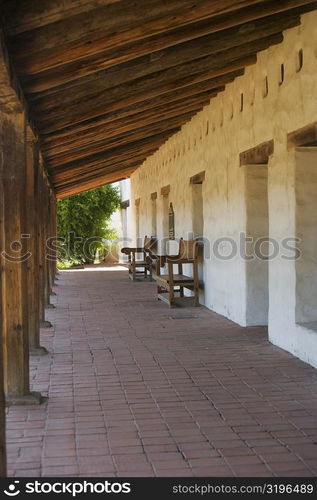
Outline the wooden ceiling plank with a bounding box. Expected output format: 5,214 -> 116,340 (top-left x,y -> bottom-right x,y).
53,150 -> 163,190
41,78 -> 233,141
23,10 -> 300,93
49,136 -> 170,177
38,56 -> 255,133
10,1 -> 266,56
1,1 -> 122,35
43,97 -> 211,155
54,158 -> 144,187
51,132 -> 174,177
46,111 -> 199,167
32,34 -> 284,114
56,167 -> 137,198
11,0 -> 316,75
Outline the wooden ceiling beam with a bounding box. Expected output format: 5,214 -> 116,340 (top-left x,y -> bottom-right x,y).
46,112 -> 198,167
23,10 -> 301,93
1,1 -> 122,35
53,157 -> 143,187
52,148 -> 163,191
10,0 -> 316,76
53,160 -> 143,190
9,0 -> 265,58
43,96 -> 212,155
51,131 -> 174,177
39,63 -> 248,134
40,77 -> 234,141
32,34 -> 283,114
56,167 -> 136,198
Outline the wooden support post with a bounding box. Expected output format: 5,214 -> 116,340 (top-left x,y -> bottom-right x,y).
38,164 -> 45,323
44,179 -> 55,309
1,112 -> 41,405
0,143 -> 7,477
52,196 -> 58,280
49,191 -> 58,286
26,129 -> 48,355
38,162 -> 52,328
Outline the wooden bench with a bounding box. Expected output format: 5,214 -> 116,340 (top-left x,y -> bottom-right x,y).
156,238 -> 200,307
121,235 -> 156,281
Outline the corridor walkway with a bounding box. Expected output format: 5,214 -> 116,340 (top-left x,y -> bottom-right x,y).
6,266 -> 317,477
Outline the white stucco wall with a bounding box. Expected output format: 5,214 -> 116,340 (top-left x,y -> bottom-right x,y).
126,11 -> 317,367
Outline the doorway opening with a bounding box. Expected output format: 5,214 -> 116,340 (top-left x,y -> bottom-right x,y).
294,147 -> 317,330
241,141 -> 273,326
190,171 -> 205,303
151,192 -> 157,237
135,198 -> 140,247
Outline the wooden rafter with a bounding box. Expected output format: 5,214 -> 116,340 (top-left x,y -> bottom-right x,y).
1,0 -> 316,195
23,10 -> 301,93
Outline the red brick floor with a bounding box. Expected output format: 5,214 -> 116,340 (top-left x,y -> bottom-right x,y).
6,266 -> 317,477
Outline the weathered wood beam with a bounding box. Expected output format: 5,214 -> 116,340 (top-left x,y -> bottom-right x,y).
46,112 -> 197,168
56,166 -> 136,198
0,121 -> 6,478
51,131 -> 176,179
51,143 -> 173,195
287,121 -> 317,148
43,178 -> 53,308
49,195 -> 57,288
33,35 -> 281,115
52,150 -> 157,184
9,0 -> 265,59
40,77 -> 232,142
23,11 -> 301,93
240,139 -> 274,165
54,159 -> 149,193
43,97 -> 210,156
54,156 -> 145,188
37,160 -> 45,323
10,0 -> 316,76
2,0 -> 122,35
0,39 -> 42,405
36,161 -> 55,319
54,160 -> 140,189
0,112 -> 42,405
0,33 -> 24,114
25,129 -> 48,355
37,54 -> 258,134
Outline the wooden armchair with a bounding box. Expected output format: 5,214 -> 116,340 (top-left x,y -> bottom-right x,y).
156,238 -> 200,307
121,235 -> 156,281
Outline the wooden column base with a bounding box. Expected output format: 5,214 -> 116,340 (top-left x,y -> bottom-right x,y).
40,320 -> 53,328
6,391 -> 43,406
30,346 -> 49,356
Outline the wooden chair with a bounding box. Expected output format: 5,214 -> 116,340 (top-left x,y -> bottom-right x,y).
121,236 -> 156,281
156,238 -> 200,307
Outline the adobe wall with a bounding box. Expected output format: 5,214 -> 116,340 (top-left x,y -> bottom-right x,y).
124,11 -> 317,367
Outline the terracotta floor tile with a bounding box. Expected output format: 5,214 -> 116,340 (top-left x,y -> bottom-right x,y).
5,267 -> 317,477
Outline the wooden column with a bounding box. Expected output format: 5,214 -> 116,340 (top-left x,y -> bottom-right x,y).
52,195 -> 57,280
0,137 -> 7,477
26,129 -> 48,355
44,178 -> 55,309
38,165 -> 45,324
1,112 -> 41,405
38,162 -> 52,328
48,190 -> 57,290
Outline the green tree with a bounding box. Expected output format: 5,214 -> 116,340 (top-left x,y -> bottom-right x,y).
57,185 -> 121,265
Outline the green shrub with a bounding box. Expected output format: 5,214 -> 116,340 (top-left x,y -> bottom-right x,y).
57,185 -> 120,265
